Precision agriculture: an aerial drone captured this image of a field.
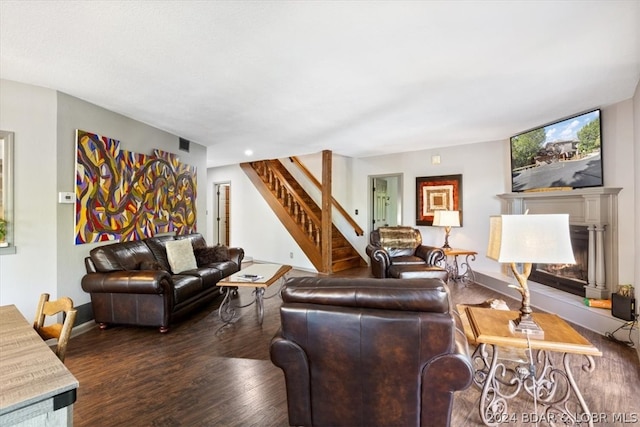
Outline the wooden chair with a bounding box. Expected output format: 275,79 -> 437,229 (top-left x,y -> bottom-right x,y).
33,293 -> 77,362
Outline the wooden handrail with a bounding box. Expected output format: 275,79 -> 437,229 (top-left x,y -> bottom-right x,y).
288,156 -> 364,236
266,161 -> 323,232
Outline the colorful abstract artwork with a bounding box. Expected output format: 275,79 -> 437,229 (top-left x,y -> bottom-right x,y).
75,130 -> 197,244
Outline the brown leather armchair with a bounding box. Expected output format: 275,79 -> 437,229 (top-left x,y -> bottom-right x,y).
366,226 -> 448,280
270,276 -> 473,427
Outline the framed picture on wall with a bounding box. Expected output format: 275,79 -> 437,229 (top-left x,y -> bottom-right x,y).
415,174 -> 462,226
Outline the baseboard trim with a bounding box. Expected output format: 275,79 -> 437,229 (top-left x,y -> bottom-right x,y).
475,270 -> 639,357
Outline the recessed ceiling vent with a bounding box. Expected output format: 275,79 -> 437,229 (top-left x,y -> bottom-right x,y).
179,137 -> 190,152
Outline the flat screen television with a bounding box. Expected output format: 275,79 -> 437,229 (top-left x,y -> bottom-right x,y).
510,109 -> 602,192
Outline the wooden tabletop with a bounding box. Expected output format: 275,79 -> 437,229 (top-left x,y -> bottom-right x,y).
0,305 -> 79,415
465,307 -> 602,356
218,264 -> 292,288
443,248 -> 477,256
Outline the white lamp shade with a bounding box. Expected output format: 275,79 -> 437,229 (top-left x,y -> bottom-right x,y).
433,210 -> 460,227
487,214 -> 576,264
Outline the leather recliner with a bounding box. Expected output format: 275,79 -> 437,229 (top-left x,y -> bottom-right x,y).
366,226 -> 448,280
270,276 -> 473,427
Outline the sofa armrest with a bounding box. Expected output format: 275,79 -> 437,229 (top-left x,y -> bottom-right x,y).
270,331 -> 312,427
366,245 -> 390,278
415,245 -> 446,266
227,247 -> 244,269
81,270 -> 172,294
421,340 -> 474,426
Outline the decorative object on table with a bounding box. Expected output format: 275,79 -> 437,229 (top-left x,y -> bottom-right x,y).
486,213 -> 575,338
0,218 -> 7,247
432,210 -> 460,248
415,174 -> 462,226
33,293 -> 77,363
611,284 -> 636,321
583,298 -> 612,309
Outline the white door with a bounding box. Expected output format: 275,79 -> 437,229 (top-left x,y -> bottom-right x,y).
214,183 -> 230,245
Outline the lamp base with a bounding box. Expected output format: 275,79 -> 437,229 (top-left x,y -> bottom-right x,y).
509,315 -> 544,339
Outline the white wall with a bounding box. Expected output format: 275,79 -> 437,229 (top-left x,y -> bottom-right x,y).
207,164 -> 316,270
208,100 -> 636,286
0,80 -> 58,319
0,79 -> 208,321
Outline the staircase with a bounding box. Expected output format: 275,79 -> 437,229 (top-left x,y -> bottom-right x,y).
240,159 -> 367,273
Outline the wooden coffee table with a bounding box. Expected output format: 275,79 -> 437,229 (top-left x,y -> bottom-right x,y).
217,264 -> 292,325
464,307 -> 602,426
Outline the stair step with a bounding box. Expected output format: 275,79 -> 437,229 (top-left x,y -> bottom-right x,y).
332,246 -> 357,259
332,256 -> 365,272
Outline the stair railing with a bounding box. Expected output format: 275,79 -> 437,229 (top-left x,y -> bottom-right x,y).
288,156 -> 363,236
252,160 -> 323,248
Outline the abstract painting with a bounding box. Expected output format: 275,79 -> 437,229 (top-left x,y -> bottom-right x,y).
75,130 -> 197,244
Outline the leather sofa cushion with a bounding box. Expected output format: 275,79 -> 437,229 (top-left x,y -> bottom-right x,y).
390,255 -> 428,265
181,266 -> 225,288
145,235 -> 176,271
176,233 -> 207,249
281,276 -> 450,313
90,240 -> 155,272
388,265 -> 449,281
172,274 -> 204,303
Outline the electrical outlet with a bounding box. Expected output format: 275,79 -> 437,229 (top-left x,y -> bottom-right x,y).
289,252 -> 294,259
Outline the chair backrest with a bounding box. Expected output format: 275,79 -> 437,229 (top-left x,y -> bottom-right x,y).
271,276 -> 472,427
33,293 -> 77,362
371,226 -> 422,257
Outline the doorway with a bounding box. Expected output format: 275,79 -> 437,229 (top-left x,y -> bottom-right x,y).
214,182 -> 230,245
369,174 -> 402,232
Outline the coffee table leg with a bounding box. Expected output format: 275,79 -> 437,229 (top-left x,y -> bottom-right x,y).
218,287 -> 236,323
255,287 -> 265,325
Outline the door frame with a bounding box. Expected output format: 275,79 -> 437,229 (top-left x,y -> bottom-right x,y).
368,173 -> 403,234
212,181 -> 231,246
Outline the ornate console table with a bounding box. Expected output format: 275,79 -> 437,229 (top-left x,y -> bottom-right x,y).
465,307 -> 601,426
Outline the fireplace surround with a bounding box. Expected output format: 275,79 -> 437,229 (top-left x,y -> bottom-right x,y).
530,225 -> 589,296
497,187 -> 622,299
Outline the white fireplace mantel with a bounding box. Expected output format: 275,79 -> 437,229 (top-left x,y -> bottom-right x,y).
497,187 -> 622,299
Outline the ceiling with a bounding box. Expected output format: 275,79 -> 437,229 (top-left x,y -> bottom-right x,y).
1,1 -> 639,168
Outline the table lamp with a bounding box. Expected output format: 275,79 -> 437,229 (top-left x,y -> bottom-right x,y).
486,213 -> 575,338
433,210 -> 460,249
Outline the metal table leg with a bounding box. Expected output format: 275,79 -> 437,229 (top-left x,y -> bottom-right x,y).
472,344 -> 597,426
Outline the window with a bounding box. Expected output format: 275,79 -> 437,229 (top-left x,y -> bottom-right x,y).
0,131 -> 15,254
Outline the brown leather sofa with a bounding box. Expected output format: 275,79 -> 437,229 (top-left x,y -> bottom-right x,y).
366,226 -> 448,280
270,276 -> 473,427
81,233 -> 243,332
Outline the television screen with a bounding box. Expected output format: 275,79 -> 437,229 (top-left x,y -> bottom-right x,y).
510,109 -> 602,192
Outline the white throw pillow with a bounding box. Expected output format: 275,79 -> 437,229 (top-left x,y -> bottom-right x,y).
165,239 -> 197,273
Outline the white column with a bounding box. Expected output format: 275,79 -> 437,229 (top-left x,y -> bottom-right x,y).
595,225 -> 606,290
587,224 -> 596,289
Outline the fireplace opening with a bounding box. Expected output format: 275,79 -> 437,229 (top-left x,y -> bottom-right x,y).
529,225 -> 588,297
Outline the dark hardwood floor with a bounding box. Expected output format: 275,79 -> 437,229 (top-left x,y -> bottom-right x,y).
65,266 -> 640,426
